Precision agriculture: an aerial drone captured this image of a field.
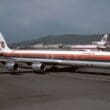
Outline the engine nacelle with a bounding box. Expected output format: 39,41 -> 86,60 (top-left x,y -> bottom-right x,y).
5,62 -> 19,71
31,63 -> 46,73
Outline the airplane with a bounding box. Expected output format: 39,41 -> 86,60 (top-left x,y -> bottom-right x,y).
92,33 -> 108,45
63,34 -> 109,50
0,32 -> 110,73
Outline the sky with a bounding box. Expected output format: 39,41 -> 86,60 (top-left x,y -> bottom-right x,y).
0,0 -> 110,43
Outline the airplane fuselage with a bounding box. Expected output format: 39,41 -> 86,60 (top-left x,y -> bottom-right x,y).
70,45 -> 97,50
2,49 -> 110,69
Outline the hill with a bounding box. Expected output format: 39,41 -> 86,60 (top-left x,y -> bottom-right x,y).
9,34 -> 107,48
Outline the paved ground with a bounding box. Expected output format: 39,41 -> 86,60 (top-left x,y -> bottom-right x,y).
0,67 -> 110,110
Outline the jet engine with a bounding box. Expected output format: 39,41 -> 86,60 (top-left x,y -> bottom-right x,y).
31,63 -> 46,73
5,62 -> 19,71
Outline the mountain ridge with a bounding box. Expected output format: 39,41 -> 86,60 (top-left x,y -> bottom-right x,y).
9,34 -> 108,48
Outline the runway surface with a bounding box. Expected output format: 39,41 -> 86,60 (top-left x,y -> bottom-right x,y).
0,67 -> 110,110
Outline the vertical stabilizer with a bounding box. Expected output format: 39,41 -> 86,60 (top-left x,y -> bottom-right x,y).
0,32 -> 10,51
100,33 -> 108,43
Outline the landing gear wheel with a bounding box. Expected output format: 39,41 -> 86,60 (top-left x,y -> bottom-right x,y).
50,65 -> 58,70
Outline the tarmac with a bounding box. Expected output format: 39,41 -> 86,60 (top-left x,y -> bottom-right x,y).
0,67 -> 110,110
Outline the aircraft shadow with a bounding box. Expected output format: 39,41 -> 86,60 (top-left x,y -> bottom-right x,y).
46,66 -> 110,76
0,66 -> 110,76
46,66 -> 77,73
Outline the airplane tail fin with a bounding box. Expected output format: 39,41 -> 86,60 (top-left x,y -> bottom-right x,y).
0,32 -> 10,51
100,33 -> 108,43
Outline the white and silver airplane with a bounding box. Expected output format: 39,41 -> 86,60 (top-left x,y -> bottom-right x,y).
0,32 -> 110,73
64,34 -> 109,50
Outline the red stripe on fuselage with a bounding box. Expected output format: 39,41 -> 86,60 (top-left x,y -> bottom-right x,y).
2,51 -> 110,61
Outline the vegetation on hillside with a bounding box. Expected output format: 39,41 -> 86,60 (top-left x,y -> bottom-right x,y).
9,34 -> 107,48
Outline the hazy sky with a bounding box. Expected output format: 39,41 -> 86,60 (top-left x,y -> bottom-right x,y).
0,0 -> 110,43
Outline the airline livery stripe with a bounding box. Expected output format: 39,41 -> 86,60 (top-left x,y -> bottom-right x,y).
2,52 -> 110,62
